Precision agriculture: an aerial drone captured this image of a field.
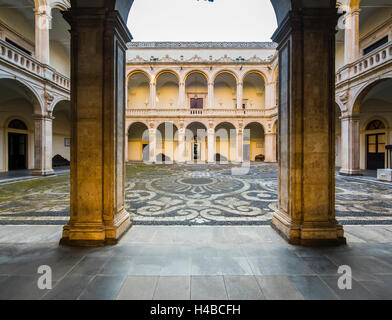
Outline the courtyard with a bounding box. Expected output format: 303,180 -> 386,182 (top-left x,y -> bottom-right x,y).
0,163 -> 391,226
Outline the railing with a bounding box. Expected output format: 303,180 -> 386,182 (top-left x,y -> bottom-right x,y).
336,41 -> 392,85
0,39 -> 70,91
126,107 -> 277,117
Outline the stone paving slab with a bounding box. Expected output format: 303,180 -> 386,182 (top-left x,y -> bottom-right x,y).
0,225 -> 391,300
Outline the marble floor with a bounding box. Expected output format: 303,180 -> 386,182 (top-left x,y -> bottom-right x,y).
0,225 -> 391,300
0,163 -> 391,225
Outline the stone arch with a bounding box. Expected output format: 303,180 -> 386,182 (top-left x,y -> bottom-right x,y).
244,121 -> 266,162
214,122 -> 237,162
213,69 -> 239,84
242,70 -> 268,84
185,121 -> 208,162
154,69 -> 180,84
0,76 -> 44,115
350,75 -> 392,114
242,71 -> 267,109
50,97 -> 70,113
362,116 -> 390,131
127,69 -> 151,83
127,121 -> 150,162
127,71 -> 151,108
50,0 -> 70,10
184,70 -> 209,83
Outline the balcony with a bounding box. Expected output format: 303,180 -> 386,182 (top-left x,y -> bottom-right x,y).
336,41 -> 392,86
0,39 -> 70,92
126,107 -> 277,118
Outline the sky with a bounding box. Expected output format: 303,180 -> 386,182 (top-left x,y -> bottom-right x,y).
127,0 -> 277,42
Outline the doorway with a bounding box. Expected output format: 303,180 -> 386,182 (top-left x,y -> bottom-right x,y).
8,132 -> 27,170
366,133 -> 386,170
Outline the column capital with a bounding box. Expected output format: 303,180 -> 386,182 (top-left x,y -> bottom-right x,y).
33,113 -> 54,121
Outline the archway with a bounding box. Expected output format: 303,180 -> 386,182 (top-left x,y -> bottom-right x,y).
353,78 -> 392,170
7,119 -> 28,170
156,122 -> 178,163
335,104 -> 342,168
128,122 -> 149,162
185,72 -> 208,109
156,71 -> 179,107
52,100 -> 71,168
127,71 -> 150,108
0,78 -> 41,172
244,122 -> 265,162
214,72 -> 237,109
215,122 -> 236,163
243,72 -> 266,109
185,122 -> 207,162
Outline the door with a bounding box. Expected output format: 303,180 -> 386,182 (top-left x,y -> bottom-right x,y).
192,137 -> 201,160
366,133 -> 385,170
8,132 -> 27,170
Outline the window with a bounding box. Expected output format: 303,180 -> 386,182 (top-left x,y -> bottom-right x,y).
366,120 -> 385,131
363,36 -> 388,55
64,138 -> 71,147
5,38 -> 31,56
8,119 -> 27,130
190,98 -> 203,109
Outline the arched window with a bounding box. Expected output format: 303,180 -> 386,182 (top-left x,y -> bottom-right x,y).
8,119 -> 27,130
366,120 -> 385,131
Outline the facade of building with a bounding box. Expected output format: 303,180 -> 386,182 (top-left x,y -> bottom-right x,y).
125,42 -> 279,163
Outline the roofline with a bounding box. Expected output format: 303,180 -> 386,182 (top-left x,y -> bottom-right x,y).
127,42 -> 278,49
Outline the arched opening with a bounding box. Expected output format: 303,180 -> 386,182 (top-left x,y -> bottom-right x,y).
214,72 -> 237,108
185,72 -> 208,109
127,72 -> 150,108
214,122 -> 236,163
243,72 -> 266,109
52,100 -> 71,168
244,122 -> 265,162
185,122 -> 207,162
0,78 -> 40,172
156,122 -> 178,163
156,72 -> 179,107
354,78 -> 392,170
128,122 -> 149,162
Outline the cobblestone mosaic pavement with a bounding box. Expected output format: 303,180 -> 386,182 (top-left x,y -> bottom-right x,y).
0,163 -> 392,225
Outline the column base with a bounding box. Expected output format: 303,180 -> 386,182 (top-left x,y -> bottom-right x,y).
339,168 -> 362,176
32,169 -> 55,176
60,209 -> 132,247
271,210 -> 346,247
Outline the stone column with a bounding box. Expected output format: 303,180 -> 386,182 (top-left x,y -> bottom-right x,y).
339,114 -> 361,175
179,82 -> 186,108
344,8 -> 360,65
149,127 -> 157,163
270,7 -> 345,245
236,82 -> 243,109
236,128 -> 243,162
207,128 -> 215,163
32,114 -> 55,176
34,6 -> 51,65
208,82 -> 214,108
150,82 -> 156,108
60,7 -> 132,246
264,132 -> 277,163
265,82 -> 274,108
178,127 -> 185,162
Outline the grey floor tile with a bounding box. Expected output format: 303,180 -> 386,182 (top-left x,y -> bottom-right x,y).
42,274 -> 94,300
69,256 -> 109,275
153,276 -> 190,300
320,275 -> 376,300
78,275 -> 126,300
116,276 -> 158,300
99,257 -> 134,275
248,255 -> 313,276
302,256 -> 339,275
0,275 -> 51,300
160,257 -> 191,276
220,257 -> 253,275
359,275 -> 392,299
256,275 -> 304,300
191,257 -> 222,276
191,276 -> 228,300
224,276 -> 265,300
127,256 -> 165,276
287,275 -> 338,300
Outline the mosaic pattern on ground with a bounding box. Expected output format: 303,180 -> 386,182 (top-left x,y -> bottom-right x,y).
0,163 -> 392,225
